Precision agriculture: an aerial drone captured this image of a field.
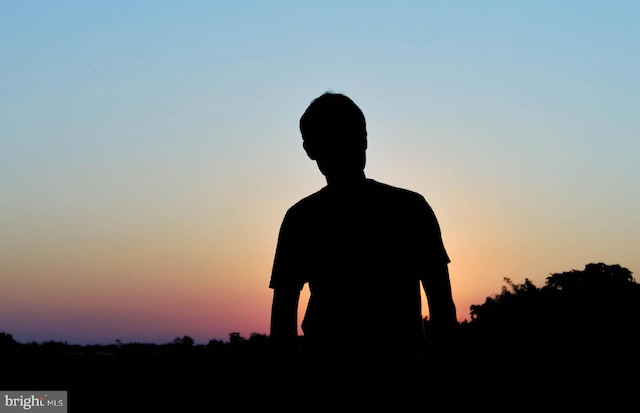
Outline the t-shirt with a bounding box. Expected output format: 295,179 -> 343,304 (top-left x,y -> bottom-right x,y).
269,179 -> 449,353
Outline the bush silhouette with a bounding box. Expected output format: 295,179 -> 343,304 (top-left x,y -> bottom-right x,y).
468,263 -> 640,353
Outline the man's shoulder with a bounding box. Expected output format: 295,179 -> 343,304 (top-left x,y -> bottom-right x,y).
368,179 -> 426,203
283,180 -> 430,217
284,186 -> 330,216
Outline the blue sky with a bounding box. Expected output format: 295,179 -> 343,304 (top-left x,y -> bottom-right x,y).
1,1 -> 639,344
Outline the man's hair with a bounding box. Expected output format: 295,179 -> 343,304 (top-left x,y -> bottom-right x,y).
299,92 -> 367,154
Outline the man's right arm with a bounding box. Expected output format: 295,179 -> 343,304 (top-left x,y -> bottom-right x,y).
270,287 -> 300,349
269,207 -> 304,350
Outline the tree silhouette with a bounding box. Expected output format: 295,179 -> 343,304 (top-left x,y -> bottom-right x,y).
546,262 -> 634,289
0,332 -> 17,349
181,336 -> 195,347
468,263 -> 640,356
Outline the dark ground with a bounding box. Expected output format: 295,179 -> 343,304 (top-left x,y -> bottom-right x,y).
2,334 -> 637,411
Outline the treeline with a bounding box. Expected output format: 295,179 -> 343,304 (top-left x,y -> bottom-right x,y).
1,262 -> 638,358
2,263 -> 638,409
456,262 -> 640,346
0,331 -> 273,358
443,262 -> 640,379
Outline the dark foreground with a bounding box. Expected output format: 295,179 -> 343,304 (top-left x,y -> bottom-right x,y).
2,335 -> 638,411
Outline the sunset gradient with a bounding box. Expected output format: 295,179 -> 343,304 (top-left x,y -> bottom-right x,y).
1,1 -> 639,344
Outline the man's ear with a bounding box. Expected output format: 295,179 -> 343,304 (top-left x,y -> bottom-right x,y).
303,141 -> 316,160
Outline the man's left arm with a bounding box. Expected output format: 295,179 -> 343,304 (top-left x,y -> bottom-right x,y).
421,263 -> 457,329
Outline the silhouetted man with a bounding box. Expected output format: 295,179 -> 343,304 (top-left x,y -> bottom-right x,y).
269,92 -> 457,370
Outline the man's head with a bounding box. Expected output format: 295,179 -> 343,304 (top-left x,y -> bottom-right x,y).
299,92 -> 368,182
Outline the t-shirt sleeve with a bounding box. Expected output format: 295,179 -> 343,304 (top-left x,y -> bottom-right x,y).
269,208 -> 307,291
418,196 -> 451,266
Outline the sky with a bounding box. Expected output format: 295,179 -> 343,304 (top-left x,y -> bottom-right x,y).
1,1 -> 638,345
